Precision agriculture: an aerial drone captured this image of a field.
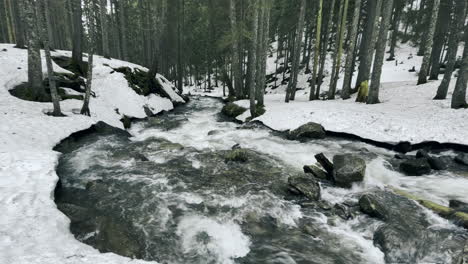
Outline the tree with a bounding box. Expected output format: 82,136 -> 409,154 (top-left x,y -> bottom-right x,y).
285,0 -> 306,102
341,0 -> 361,99
328,0 -> 349,100
451,28 -> 468,109
387,0 -> 405,61
428,0 -> 451,80
434,0 -> 466,99
71,0 -> 83,67
309,0 -> 323,101
81,0 -> 96,116
24,0 -> 46,101
12,0 -> 25,48
256,0 -> 271,106
417,0 -> 441,85
248,0 -> 259,117
367,0 -> 394,104
39,0 -> 63,116
100,0 -> 110,59
230,0 -> 242,99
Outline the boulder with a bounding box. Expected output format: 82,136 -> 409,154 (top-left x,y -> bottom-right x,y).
427,156 -> 448,170
288,122 -> 326,141
332,154 -> 366,188
450,200 -> 468,213
303,164 -> 329,180
455,153 -> 468,166
358,194 -> 388,220
415,149 -> 430,159
221,103 -> 247,118
288,176 -> 321,201
393,141 -> 412,153
399,158 -> 431,176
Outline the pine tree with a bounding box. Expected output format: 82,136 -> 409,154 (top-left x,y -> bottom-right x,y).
12,0 -> 25,48
286,0 -> 306,102
451,27 -> 468,109
434,0 -> 466,99
309,0 -> 323,101
417,0 -> 441,85
367,0 -> 394,104
328,0 -> 349,100
341,0 -> 361,99
248,0 -> 259,116
81,0 -> 96,116
71,0 -> 83,67
428,0 -> 451,80
100,0 -> 110,59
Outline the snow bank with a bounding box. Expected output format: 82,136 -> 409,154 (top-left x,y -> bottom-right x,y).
155,74 -> 186,103
0,44 -> 179,264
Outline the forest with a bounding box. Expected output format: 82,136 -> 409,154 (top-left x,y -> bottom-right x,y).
1,0 -> 468,264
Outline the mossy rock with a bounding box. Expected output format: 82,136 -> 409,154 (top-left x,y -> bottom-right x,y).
225,149 -> 249,162
221,103 -> 247,118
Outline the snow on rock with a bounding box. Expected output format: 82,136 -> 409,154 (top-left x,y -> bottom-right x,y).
0,44 -> 177,264
155,74 -> 185,104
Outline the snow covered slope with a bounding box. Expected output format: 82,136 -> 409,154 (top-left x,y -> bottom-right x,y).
0,44 -> 179,264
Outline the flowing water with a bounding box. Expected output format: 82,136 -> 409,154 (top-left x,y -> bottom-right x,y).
55,96 -> 468,264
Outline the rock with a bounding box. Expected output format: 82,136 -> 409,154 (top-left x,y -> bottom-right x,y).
332,154 -> 366,188
399,158 -> 431,176
57,203 -> 92,223
303,164 -> 329,180
415,149 -> 429,159
393,141 -> 412,153
427,156 -> 447,170
221,103 -> 247,118
394,153 -> 412,159
225,148 -> 249,162
455,153 -> 468,166
121,115 -> 132,129
359,194 -> 388,220
333,203 -> 352,220
314,153 -> 334,175
287,122 -> 326,141
207,130 -> 221,136
450,200 -> 468,213
288,176 -> 321,201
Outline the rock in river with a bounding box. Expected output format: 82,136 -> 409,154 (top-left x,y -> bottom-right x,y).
399,158 -> 431,176
288,176 -> 321,201
332,154 -> 366,188
287,122 -> 326,141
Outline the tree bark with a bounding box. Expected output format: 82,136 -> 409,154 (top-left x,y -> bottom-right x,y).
428,0 -> 451,80
417,0 -> 441,85
434,0 -> 466,99
12,0 -> 25,48
81,0 -> 95,116
248,0 -> 259,116
286,0 -> 306,102
309,0 -> 323,101
341,0 -> 361,99
71,0 -> 83,67
100,0 -> 110,59
367,0 -> 394,104
451,27 -> 468,109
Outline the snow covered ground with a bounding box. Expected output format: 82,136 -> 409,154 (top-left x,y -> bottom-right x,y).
0,44 -> 177,264
189,42 -> 468,145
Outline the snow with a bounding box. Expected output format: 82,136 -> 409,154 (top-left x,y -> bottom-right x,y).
188,42 -> 468,145
155,74 -> 186,103
0,44 -> 181,264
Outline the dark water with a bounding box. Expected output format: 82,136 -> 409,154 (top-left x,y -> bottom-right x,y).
55,96 -> 468,264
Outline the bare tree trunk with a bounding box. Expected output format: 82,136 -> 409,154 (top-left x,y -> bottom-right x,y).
257,0 -> 270,106
428,0 -> 451,80
71,0 -> 83,67
100,0 -> 110,59
367,0 -> 394,104
417,0 -> 441,85
341,0 -> 361,99
40,0 -> 63,116
451,28 -> 468,109
286,0 -> 306,102
24,0 -> 46,101
81,0 -> 95,116
12,0 -> 25,48
230,0 -> 243,99
388,0 -> 404,61
309,0 -> 323,101
328,0 -> 349,99
248,0 -> 259,116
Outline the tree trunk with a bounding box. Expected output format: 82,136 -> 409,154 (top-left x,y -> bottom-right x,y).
286,0 -> 306,102
341,0 -> 361,99
24,0 -> 45,101
12,0 -> 25,48
328,0 -> 349,100
248,0 -> 259,116
39,0 -> 63,116
434,0 -> 466,99
257,0 -> 270,106
367,0 -> 394,104
388,0 -> 404,61
255,0 -> 265,102
355,0 -> 382,90
81,0 -> 95,116
230,0 -> 243,99
100,0 -> 110,59
309,0 -> 323,101
417,0 -> 441,85
451,27 -> 468,109
71,0 -> 83,67
176,0 -> 184,93
428,0 -> 451,80
315,0 -> 336,99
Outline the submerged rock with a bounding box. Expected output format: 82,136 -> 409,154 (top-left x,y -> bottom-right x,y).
288,176 -> 321,201
332,154 -> 366,188
221,103 -> 247,118
427,156 -> 448,170
287,122 -> 326,141
225,148 -> 249,162
450,200 -> 468,213
399,158 -> 431,176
